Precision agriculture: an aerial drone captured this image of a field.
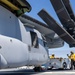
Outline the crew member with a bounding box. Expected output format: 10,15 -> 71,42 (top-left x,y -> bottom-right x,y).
67,51 -> 75,69
50,54 -> 55,59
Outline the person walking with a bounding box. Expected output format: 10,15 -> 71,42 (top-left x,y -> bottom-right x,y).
50,54 -> 55,59
67,51 -> 75,70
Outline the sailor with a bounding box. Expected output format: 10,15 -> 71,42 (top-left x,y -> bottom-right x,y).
67,51 -> 75,69
50,54 -> 55,59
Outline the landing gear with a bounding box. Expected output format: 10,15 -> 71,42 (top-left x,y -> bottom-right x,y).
63,62 -> 67,69
33,66 -> 42,72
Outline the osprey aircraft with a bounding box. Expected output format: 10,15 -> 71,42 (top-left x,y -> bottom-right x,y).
0,0 -> 64,71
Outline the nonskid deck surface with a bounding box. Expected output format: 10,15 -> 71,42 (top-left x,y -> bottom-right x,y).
0,68 -> 75,75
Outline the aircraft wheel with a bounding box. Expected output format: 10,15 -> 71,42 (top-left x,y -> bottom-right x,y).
33,66 -> 42,72
63,62 -> 67,69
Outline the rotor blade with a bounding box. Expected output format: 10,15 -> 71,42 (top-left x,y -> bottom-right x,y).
38,9 -> 75,45
62,0 -> 75,21
50,0 -> 75,28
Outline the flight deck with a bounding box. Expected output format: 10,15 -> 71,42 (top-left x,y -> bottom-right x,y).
0,67 -> 75,75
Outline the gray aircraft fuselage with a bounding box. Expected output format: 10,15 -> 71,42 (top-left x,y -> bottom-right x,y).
0,5 -> 49,69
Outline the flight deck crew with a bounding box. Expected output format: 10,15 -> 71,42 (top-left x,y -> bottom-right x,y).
67,51 -> 75,69
50,54 -> 55,59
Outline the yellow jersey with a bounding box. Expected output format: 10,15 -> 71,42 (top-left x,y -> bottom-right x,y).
50,55 -> 55,59
68,53 -> 75,61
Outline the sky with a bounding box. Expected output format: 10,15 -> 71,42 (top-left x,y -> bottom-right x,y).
26,0 -> 75,58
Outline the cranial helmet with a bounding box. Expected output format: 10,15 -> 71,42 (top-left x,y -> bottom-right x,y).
52,54 -> 54,56
71,51 -> 74,54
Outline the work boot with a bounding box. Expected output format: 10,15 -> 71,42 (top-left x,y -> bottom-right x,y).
70,67 -> 73,70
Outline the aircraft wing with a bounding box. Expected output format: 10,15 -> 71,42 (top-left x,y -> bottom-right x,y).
50,0 -> 75,28
45,36 -> 64,48
38,9 -> 75,47
19,14 -> 64,48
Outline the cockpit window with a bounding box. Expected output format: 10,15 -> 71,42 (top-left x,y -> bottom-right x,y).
30,31 -> 39,48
